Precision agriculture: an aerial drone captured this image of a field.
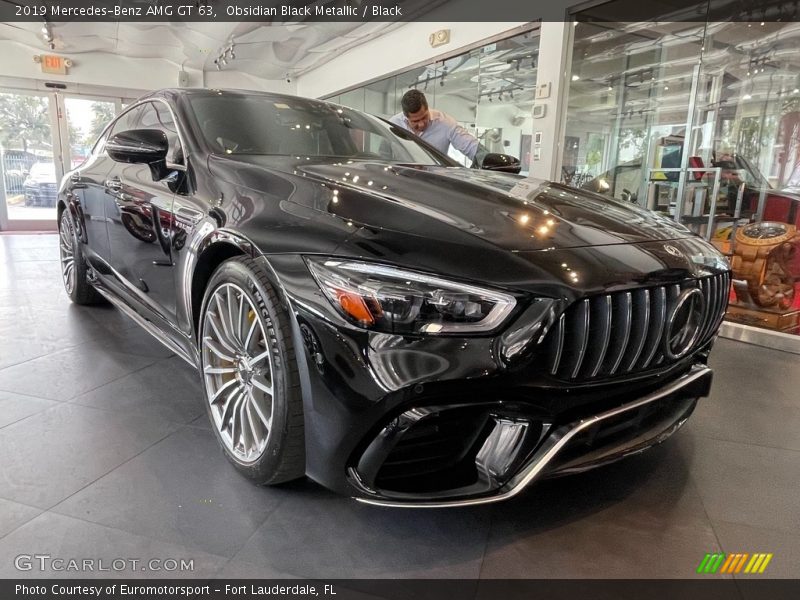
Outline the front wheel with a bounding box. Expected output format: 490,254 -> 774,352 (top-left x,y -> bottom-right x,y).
58,210 -> 102,305
199,257 -> 305,484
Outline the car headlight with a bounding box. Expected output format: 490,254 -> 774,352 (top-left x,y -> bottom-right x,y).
305,258 -> 517,335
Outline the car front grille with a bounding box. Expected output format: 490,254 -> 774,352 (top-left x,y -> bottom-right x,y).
543,272 -> 730,382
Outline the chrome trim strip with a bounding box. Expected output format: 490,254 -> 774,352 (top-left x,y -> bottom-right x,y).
355,365 -> 712,508
93,287 -> 195,366
640,286 -> 666,369
608,291 -> 632,376
569,299 -> 590,380
588,295 -> 612,378
548,313 -> 565,376
624,288 -> 649,373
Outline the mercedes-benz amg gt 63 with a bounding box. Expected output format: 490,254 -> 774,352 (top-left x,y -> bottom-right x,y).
56,89 -> 730,507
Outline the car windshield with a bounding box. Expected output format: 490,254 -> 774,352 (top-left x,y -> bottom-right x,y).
187,92 -> 453,165
29,162 -> 55,179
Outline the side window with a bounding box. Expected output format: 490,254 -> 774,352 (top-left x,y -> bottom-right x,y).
139,101 -> 183,165
108,105 -> 144,138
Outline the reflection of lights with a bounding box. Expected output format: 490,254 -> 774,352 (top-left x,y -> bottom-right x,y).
561,263 -> 567,268
333,189 -> 338,195
546,219 -> 555,226
538,226 -> 549,235
347,221 -> 353,226
367,181 -> 373,186
352,175 -> 359,183
332,197 -> 339,204
520,214 -> 530,224
598,178 -> 610,191
345,172 -> 350,176
572,74 -> 580,81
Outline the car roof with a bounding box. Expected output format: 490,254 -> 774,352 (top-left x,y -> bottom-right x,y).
139,88 -> 340,109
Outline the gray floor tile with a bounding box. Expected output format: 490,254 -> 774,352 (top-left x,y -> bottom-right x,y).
0,403 -> 179,508
481,447 -> 722,578
54,427 -> 283,557
79,324 -> 176,359
675,434 -> 800,536
232,484 -> 490,578
187,414 -> 212,431
713,521 -> 800,579
0,335 -> 71,370
0,498 -> 42,539
0,512 -> 226,578
707,339 -> 798,409
70,356 -> 202,424
0,343 -> 156,401
0,391 -> 58,429
482,515 -> 722,578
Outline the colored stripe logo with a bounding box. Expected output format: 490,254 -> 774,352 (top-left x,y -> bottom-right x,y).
697,553 -> 773,574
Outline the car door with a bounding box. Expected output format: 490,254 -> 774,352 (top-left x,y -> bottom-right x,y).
104,100 -> 185,324
70,110 -> 143,266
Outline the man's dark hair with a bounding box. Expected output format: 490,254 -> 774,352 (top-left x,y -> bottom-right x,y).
401,89 -> 428,115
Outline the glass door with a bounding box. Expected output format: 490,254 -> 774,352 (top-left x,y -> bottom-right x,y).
0,91 -> 60,229
0,91 -> 120,231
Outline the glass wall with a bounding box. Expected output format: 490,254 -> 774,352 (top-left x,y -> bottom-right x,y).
323,28 -> 540,172
564,4 -> 800,337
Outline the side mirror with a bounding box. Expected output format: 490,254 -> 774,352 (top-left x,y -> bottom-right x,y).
481,153 -> 522,174
107,129 -> 169,165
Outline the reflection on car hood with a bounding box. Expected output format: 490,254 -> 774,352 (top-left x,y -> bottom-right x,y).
212,156 -> 698,252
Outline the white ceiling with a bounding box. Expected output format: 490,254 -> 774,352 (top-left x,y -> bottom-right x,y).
0,9 -> 435,80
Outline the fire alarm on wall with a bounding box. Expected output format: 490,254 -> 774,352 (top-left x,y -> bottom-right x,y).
429,29 -> 451,48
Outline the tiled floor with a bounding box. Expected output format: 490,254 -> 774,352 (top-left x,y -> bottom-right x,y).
0,233 -> 798,579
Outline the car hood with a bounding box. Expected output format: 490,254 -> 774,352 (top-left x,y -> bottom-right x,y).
210,156 -> 698,252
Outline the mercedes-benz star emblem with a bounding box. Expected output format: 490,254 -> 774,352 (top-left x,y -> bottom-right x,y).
664,288 -> 706,360
664,244 -> 683,258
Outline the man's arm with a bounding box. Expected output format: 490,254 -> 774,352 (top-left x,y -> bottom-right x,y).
444,114 -> 479,160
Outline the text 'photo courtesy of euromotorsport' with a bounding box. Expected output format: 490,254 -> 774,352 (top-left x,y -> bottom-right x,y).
0,1 -> 798,599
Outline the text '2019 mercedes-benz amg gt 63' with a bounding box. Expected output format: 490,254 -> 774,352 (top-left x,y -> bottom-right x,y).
57,89 -> 730,507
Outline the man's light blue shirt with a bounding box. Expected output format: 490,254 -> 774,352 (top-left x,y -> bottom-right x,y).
389,109 -> 479,160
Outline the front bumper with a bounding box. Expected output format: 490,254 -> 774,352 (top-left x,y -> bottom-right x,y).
260,254 -> 721,507
352,364 -> 711,507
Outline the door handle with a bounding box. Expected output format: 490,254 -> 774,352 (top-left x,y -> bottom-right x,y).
175,205 -> 204,224
105,177 -> 122,191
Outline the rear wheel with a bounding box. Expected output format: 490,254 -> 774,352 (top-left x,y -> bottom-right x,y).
58,211 -> 102,305
199,257 -> 305,484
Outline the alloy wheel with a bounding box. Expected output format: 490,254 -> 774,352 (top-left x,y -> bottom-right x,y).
58,213 -> 76,295
201,282 -> 275,464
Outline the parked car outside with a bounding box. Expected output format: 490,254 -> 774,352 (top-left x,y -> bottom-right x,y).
23,161 -> 58,207
56,89 -> 730,506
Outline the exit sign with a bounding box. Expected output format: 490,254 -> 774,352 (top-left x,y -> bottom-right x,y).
40,54 -> 67,75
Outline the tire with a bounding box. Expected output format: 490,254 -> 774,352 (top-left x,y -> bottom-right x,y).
199,256 -> 305,485
58,210 -> 102,305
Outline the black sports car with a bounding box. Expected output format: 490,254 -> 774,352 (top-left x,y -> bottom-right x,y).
57,89 -> 730,507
